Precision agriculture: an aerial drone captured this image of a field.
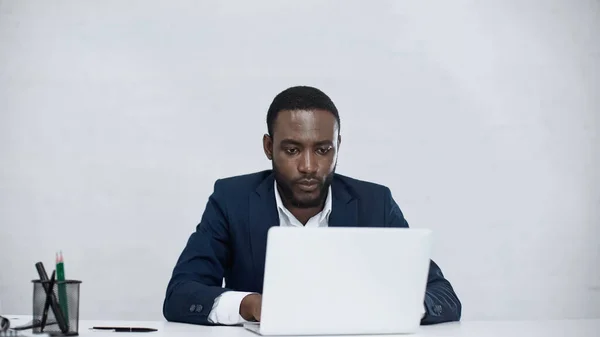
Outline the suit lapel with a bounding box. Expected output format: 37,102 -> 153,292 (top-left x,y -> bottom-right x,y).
248,173 -> 279,291
329,178 -> 358,227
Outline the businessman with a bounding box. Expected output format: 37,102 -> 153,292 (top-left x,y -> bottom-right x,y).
163,86 -> 462,326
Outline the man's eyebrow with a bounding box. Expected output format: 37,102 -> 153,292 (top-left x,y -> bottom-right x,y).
314,140 -> 334,146
278,139 -> 333,146
279,139 -> 302,146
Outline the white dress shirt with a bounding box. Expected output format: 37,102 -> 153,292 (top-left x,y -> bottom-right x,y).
207,181 -> 332,325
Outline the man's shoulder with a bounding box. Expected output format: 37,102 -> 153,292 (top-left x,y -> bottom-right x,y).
212,170 -> 272,195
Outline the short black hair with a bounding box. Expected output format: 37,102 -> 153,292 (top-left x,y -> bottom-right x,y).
266,86 -> 340,136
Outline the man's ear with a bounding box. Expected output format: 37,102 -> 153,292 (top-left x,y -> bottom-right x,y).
263,134 -> 273,160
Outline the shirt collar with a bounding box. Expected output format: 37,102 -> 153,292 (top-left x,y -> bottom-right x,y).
274,180 -> 332,223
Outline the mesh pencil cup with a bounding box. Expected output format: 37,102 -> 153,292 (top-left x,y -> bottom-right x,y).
32,279 -> 82,336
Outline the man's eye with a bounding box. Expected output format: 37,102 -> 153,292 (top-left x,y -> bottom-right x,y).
317,147 -> 331,155
285,148 -> 299,155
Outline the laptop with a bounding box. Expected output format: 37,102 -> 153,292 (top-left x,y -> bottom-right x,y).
243,226 -> 432,335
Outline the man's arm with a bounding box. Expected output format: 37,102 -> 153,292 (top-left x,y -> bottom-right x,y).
383,187 -> 462,325
163,180 -> 238,325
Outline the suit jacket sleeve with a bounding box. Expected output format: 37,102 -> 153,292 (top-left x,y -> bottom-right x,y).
163,180 -> 231,325
383,187 -> 462,325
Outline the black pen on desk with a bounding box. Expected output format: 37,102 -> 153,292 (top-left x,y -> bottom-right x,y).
91,327 -> 158,332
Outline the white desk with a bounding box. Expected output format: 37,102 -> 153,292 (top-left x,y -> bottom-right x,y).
5,315 -> 600,337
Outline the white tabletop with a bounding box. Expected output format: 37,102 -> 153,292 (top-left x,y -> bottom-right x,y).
4,315 -> 600,337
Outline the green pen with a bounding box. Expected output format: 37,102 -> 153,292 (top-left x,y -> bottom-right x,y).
56,251 -> 69,322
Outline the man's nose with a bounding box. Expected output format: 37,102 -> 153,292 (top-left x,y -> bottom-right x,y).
298,152 -> 318,174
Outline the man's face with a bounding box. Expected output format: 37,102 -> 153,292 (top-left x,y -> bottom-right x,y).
263,109 -> 340,209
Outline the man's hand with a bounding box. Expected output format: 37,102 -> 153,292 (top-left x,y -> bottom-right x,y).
240,294 -> 262,321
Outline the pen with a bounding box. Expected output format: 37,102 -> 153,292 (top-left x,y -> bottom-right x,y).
91,327 -> 157,333
40,271 -> 56,331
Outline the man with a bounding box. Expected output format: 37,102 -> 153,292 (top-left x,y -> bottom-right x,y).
163,86 -> 462,326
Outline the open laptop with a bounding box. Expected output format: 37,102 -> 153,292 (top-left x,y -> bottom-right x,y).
243,226 -> 432,335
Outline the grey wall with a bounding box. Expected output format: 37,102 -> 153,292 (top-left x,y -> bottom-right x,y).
1,0 -> 598,321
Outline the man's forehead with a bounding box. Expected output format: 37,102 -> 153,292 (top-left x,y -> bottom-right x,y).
274,109 -> 337,132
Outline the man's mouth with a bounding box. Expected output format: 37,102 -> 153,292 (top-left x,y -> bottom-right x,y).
296,180 -> 319,191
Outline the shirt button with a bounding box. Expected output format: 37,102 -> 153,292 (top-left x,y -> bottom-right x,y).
189,304 -> 196,312
434,305 -> 442,314
195,304 -> 203,313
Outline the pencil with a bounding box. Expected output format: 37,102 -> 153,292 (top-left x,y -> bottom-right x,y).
56,251 -> 69,322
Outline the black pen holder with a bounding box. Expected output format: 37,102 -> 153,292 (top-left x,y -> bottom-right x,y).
32,279 -> 82,336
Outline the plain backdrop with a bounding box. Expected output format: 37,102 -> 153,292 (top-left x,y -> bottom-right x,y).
1,0 -> 599,322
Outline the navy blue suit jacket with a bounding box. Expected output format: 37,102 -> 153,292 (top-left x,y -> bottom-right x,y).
163,170 -> 461,325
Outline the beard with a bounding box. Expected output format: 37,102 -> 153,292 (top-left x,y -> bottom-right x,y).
273,163 -> 335,209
